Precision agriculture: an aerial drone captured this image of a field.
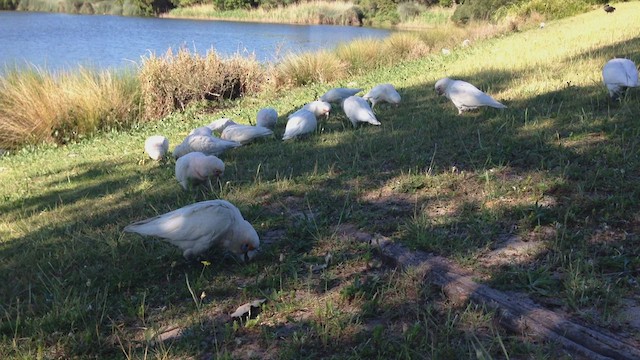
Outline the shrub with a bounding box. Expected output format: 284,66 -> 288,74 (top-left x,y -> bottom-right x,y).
397,2 -> 423,22
510,0 -> 592,20
357,0 -> 401,25
338,6 -> 364,26
0,0 -> 19,9
452,0 -> 517,23
138,47 -> 264,120
453,0 -> 604,23
213,0 -> 252,10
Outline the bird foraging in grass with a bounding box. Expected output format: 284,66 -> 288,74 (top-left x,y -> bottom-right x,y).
319,87 -> 363,104
342,96 -> 380,128
434,77 -> 507,115
211,119 -> 274,145
172,134 -> 241,159
282,109 -> 317,140
175,151 -> 224,190
256,108 -> 278,130
602,58 -> 638,100
362,83 -> 401,110
144,135 -> 169,161
603,4 -> 616,13
124,199 -> 260,261
299,101 -> 331,120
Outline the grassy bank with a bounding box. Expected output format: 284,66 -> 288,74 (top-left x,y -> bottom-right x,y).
0,21 -> 513,151
1,2 -> 640,359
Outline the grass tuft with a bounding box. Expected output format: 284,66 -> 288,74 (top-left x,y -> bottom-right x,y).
138,47 -> 264,120
270,50 -> 347,88
0,65 -> 139,149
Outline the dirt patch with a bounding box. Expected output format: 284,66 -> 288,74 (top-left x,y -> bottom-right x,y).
478,226 -> 556,268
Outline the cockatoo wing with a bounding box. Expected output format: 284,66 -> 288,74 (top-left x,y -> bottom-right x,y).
300,101 -> 331,118
320,88 -> 363,103
343,96 -> 380,127
189,126 -> 213,136
449,80 -> 506,109
603,59 -> 639,90
256,108 -> 278,130
363,84 -> 401,106
175,152 -> 224,190
221,125 -> 274,145
124,200 -> 237,257
144,135 -> 169,161
282,109 -> 317,140
207,118 -> 236,133
173,135 -> 241,158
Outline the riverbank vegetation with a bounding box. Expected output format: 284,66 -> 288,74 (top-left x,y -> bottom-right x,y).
1,0 -> 614,26
0,66 -> 140,148
0,15 -> 513,151
166,0 -> 612,28
0,0 -> 173,15
1,2 -> 640,358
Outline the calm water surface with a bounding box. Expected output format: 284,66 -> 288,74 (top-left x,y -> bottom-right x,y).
0,11 -> 391,72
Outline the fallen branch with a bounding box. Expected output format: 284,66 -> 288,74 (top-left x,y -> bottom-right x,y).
370,235 -> 640,360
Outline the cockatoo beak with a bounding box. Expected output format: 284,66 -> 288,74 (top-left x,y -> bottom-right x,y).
244,249 -> 259,262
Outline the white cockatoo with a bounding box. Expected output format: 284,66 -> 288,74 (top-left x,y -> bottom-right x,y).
175,151 -> 225,190
144,135 -> 169,161
220,121 -> 274,145
342,96 -> 380,128
362,83 -> 401,110
434,77 -> 507,115
189,126 -> 213,136
256,108 -> 278,130
124,199 -> 260,261
282,109 -> 317,140
206,118 -> 236,133
602,58 -> 639,100
172,134 -> 241,159
299,101 -> 331,120
319,87 -> 363,104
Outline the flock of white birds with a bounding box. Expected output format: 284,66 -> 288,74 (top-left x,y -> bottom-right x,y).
126,57 -> 639,263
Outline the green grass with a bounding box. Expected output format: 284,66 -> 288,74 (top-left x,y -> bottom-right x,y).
2,2 -> 640,358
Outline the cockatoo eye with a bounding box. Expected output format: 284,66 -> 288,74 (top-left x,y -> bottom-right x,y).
242,243 -> 254,252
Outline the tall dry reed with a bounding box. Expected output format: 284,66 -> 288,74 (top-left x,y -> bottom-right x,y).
0,66 -> 139,150
138,47 -> 264,120
270,50 -> 347,88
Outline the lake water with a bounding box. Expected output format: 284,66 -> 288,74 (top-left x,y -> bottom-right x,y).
0,11 -> 392,73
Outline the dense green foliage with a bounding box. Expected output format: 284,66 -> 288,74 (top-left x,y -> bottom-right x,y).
452,0 -> 610,23
0,0 -> 174,15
